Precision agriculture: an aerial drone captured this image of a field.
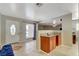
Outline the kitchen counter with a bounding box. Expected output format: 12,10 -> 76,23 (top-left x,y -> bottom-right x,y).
40,32 -> 61,53
40,32 -> 58,37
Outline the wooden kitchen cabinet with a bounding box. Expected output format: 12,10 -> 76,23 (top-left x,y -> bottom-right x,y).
72,35 -> 76,44
40,36 -> 56,53
56,35 -> 61,46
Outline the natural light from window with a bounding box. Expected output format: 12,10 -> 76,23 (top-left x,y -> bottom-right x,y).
10,24 -> 16,35
76,23 -> 79,31
26,25 -> 29,38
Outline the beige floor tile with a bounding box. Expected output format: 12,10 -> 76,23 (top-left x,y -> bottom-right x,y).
12,40 -> 78,56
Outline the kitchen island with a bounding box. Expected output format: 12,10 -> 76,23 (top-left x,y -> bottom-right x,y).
40,33 -> 61,53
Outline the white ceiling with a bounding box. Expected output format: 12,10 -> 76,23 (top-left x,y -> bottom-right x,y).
0,3 -> 78,22
0,3 -> 78,31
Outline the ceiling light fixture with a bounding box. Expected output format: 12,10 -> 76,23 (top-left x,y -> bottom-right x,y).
52,20 -> 57,27
53,20 -> 56,24
36,3 -> 43,7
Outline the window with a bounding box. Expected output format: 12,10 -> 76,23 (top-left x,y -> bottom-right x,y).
76,23 -> 79,31
26,25 -> 29,31
10,24 -> 16,35
26,25 -> 29,38
25,24 -> 34,39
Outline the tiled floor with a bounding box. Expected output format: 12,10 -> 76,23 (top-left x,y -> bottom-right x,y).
12,40 -> 78,56
51,44 -> 78,56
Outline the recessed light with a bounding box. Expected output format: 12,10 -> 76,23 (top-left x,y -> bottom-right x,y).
53,20 -> 56,24
36,3 -> 43,7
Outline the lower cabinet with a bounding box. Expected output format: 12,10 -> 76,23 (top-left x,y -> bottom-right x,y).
56,35 -> 61,46
40,36 -> 50,53
40,34 -> 77,53
40,35 -> 61,53
72,35 -> 76,44
40,36 -> 56,53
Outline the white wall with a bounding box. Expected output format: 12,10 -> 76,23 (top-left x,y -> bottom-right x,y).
5,18 -> 34,44
19,22 -> 26,41
77,19 -> 79,55
0,14 -> 1,46
0,15 -> 21,45
72,20 -> 77,32
0,15 -> 6,46
6,20 -> 20,44
62,13 -> 72,46
0,14 -> 34,45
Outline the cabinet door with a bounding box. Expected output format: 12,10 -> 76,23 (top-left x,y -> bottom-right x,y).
59,35 -> 61,45
40,36 -> 50,53
56,35 -> 61,46
56,35 -> 59,46
72,35 -> 76,44
50,36 -> 56,51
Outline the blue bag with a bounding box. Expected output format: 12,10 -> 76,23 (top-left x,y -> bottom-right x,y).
0,44 -> 14,56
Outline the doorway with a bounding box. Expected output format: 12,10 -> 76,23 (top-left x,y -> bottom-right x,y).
6,20 -> 20,44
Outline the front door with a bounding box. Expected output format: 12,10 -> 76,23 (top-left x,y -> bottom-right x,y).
6,20 -> 20,44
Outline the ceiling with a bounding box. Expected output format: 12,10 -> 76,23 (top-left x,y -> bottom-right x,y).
0,3 -> 78,30
0,3 -> 78,21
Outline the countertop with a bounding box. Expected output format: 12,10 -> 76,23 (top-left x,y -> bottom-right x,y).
40,33 -> 59,37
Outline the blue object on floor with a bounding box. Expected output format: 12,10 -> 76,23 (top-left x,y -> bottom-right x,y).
0,44 -> 14,56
